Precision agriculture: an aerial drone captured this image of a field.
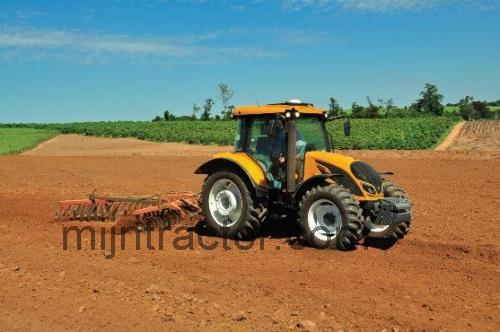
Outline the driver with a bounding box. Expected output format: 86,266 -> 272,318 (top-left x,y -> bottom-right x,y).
263,121 -> 286,188
266,122 -> 308,188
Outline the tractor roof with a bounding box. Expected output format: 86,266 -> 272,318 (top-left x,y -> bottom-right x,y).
232,102 -> 325,117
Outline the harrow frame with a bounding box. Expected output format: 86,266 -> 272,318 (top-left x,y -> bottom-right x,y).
56,191 -> 201,228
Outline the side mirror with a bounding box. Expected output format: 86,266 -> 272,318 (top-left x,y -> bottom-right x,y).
343,120 -> 351,137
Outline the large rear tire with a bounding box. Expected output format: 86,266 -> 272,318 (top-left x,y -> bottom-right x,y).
202,171 -> 264,240
365,179 -> 412,242
298,184 -> 363,250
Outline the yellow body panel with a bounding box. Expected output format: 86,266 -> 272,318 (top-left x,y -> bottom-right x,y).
210,151 -> 382,201
303,151 -> 384,201
212,152 -> 268,188
233,104 -> 325,117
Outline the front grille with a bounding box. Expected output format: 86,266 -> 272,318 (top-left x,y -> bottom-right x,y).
350,161 -> 382,193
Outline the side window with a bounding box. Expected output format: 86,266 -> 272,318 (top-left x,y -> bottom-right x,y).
248,119 -> 262,153
234,119 -> 244,151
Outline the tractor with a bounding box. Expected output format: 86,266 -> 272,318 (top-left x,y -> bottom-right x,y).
56,100 -> 412,250
196,100 -> 412,250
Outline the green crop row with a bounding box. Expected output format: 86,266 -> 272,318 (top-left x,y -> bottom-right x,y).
0,128 -> 59,155
0,117 -> 460,150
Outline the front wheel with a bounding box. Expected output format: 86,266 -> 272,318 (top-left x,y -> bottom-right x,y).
201,171 -> 264,240
365,179 -> 412,242
298,184 -> 363,250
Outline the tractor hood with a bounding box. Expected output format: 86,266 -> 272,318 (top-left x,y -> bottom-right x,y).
307,151 -> 356,173
305,151 -> 383,200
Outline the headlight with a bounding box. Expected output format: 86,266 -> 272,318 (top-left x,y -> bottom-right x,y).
294,111 -> 300,118
362,182 -> 376,195
285,112 -> 291,118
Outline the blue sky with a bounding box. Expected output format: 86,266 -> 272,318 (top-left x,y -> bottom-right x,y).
1,0 -> 499,122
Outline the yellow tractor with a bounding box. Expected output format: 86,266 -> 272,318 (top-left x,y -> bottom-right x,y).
196,100 -> 412,250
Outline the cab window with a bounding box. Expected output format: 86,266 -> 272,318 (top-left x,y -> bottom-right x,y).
248,117 -> 285,188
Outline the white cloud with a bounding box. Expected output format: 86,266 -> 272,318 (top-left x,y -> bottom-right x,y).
0,28 -> 287,64
281,0 -> 500,13
338,0 -> 442,12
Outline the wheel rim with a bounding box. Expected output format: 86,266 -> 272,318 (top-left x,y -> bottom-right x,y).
365,219 -> 390,234
208,179 -> 242,227
366,190 -> 404,235
307,199 -> 342,242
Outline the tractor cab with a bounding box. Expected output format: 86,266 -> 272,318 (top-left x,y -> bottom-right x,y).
233,101 -> 332,191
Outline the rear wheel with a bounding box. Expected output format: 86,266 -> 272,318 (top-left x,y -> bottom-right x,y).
365,179 -> 412,242
202,171 -> 264,240
298,184 -> 363,250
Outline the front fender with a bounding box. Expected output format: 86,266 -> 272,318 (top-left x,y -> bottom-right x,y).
293,174 -> 336,204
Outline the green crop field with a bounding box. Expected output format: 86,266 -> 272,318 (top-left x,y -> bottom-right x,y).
0,128 -> 59,155
328,117 -> 460,149
1,116 -> 460,150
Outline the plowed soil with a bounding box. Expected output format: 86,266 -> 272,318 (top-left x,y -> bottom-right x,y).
1,136 -> 499,331
447,120 -> 500,151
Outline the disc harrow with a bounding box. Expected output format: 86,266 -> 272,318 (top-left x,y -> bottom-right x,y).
56,191 -> 201,229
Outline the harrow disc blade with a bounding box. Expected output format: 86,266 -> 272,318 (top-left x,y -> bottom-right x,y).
56,192 -> 202,229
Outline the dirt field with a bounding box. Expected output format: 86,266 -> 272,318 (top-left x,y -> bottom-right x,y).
24,134 -> 232,156
447,120 -> 500,151
1,135 -> 499,331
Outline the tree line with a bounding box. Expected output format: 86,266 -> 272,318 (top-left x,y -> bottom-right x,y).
153,82 -> 499,122
153,83 -> 234,122
327,83 -> 499,120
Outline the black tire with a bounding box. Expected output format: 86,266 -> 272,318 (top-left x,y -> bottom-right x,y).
365,179 -> 412,242
298,184 -> 363,250
201,171 -> 264,240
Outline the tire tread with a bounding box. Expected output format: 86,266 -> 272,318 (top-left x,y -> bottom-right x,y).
201,171 -> 264,240
298,183 -> 363,250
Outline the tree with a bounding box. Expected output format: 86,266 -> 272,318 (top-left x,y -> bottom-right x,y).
365,97 -> 381,118
458,96 -> 476,120
351,102 -> 365,118
488,100 -> 500,107
192,103 -> 200,120
163,110 -> 175,121
201,98 -> 214,121
471,101 -> 490,119
217,83 -> 234,119
225,105 -> 235,119
385,98 -> 395,111
459,97 -> 491,120
327,97 -> 343,117
411,83 -> 444,116
152,115 -> 163,122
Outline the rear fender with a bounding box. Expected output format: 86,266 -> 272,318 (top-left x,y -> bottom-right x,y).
195,153 -> 268,199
